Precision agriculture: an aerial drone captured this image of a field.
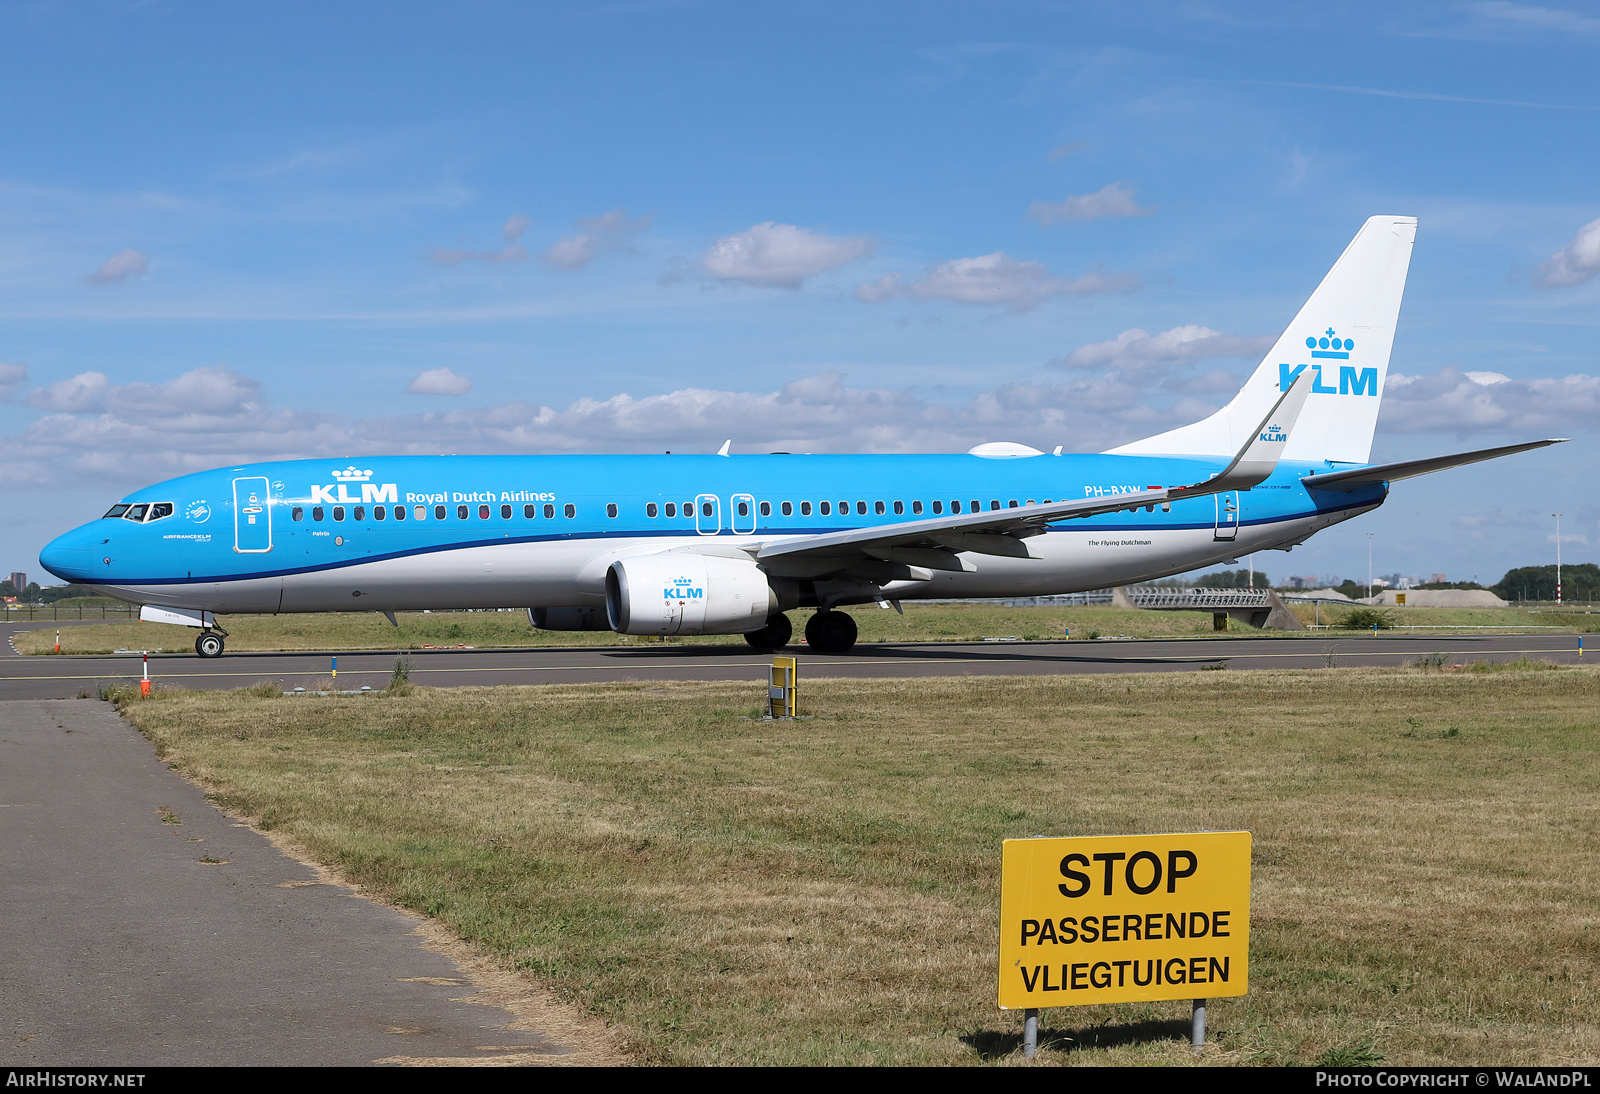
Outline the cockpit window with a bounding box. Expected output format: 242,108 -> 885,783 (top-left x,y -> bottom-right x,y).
147,502 -> 174,522
103,504 -> 130,519
123,504 -> 150,522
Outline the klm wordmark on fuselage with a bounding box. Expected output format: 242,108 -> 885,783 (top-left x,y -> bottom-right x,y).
38,215 -> 1564,654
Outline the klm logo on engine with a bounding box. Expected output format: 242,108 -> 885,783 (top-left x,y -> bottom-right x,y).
665,576 -> 703,600
310,465 -> 399,505
1278,327 -> 1378,396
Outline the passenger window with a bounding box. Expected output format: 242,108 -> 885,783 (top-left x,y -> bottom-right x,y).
502,504 -> 513,519
292,506 -> 304,522
971,500 -> 980,512
665,502 -> 676,517
891,501 -> 902,515
478,505 -> 490,519
736,501 -> 749,517
800,501 -> 811,516
684,501 -> 694,516
374,506 -> 386,521
544,503 -> 555,519
564,504 -> 576,518
313,507 -> 325,521
912,500 -> 922,515
1008,500 -> 1018,508
932,500 -> 943,515
856,501 -> 867,515
148,502 -> 173,521
435,505 -> 446,520
990,500 -> 1000,511
457,505 -> 468,519
333,506 -> 345,521
394,505 -> 406,521
103,504 -> 131,518
1026,499 -> 1035,506
760,501 -> 771,517
820,501 -> 831,516
524,504 -> 536,518
954,500 -> 964,513
702,502 -> 713,517
124,504 -> 149,522
781,501 -> 792,517
645,503 -> 657,518
354,506 -> 365,521
874,501 -> 885,515
606,503 -> 618,518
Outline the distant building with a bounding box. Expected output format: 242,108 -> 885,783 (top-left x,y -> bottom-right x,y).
8,572 -> 24,592
1430,573 -> 1448,584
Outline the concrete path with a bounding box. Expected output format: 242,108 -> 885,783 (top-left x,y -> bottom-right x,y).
0,698 -> 580,1066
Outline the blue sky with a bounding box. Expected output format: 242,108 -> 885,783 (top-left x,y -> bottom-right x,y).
3,0 -> 1596,588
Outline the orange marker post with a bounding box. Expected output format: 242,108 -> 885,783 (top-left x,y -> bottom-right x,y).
54,629 -> 61,654
140,652 -> 152,698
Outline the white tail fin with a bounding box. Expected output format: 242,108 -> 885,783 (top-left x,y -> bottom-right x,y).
1108,215 -> 1417,465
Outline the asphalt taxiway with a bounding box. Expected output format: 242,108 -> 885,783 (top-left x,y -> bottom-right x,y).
0,620 -> 1587,699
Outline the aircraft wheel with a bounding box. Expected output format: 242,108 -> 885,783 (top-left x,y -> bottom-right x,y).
195,632 -> 225,658
804,610 -> 857,654
744,613 -> 793,650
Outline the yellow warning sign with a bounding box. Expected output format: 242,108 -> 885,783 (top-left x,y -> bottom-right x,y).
998,832 -> 1250,1009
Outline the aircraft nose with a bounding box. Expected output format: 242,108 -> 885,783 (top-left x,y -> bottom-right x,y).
39,524 -> 102,584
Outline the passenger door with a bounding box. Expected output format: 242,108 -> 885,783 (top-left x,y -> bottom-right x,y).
1213,491 -> 1240,542
233,476 -> 273,553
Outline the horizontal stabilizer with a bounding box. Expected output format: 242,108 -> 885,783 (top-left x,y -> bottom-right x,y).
1300,439 -> 1567,492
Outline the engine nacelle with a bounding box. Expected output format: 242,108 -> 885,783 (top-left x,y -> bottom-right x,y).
605,552 -> 777,635
527,607 -> 608,631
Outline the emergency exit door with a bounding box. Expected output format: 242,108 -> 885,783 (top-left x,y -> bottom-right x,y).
233,477 -> 273,553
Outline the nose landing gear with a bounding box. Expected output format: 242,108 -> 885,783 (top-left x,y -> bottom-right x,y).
803,610 -> 858,654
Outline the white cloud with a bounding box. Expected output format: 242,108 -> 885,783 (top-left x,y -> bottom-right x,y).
26,372 -> 111,413
1472,1 -> 1600,34
1055,326 -> 1274,373
543,208 -> 650,270
428,214 -> 530,266
701,223 -> 873,289
1533,216 -> 1600,287
1027,183 -> 1152,226
0,363 -> 27,400
85,249 -> 149,285
1383,366 -> 1600,434
406,367 -> 473,396
855,252 -> 1140,311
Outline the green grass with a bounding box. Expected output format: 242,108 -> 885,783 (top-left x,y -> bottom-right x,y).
113,665 -> 1600,1066
18,600 -> 1590,655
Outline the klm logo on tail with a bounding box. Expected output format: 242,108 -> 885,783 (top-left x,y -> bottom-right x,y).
1279,328 -> 1378,396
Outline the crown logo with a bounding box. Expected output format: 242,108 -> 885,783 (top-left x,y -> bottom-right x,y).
1306,327 -> 1353,360
331,466 -> 373,481
673,576 -> 693,585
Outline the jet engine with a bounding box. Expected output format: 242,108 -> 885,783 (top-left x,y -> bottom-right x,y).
605,552 -> 777,635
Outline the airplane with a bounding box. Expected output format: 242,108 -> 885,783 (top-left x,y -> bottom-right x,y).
38,215 -> 1564,657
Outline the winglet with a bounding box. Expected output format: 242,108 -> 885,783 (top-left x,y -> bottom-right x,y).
1194,366 -> 1313,493
716,439 -> 732,457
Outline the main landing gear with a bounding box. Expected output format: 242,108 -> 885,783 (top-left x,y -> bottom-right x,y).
804,610 -> 858,655
743,613 -> 794,650
194,628 -> 228,658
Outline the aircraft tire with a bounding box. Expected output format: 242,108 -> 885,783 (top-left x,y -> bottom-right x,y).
743,613 -> 792,650
804,610 -> 857,654
195,632 -> 224,658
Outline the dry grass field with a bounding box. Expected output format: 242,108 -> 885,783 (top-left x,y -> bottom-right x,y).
107,663 -> 1600,1066
17,600 -> 1594,655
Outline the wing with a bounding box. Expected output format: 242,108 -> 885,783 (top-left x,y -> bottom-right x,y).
1300,439 -> 1566,492
754,369 -> 1315,574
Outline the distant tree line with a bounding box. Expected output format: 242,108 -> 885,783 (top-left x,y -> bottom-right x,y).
1195,568 -> 1271,589
1,580 -> 104,604
1493,563 -> 1600,602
